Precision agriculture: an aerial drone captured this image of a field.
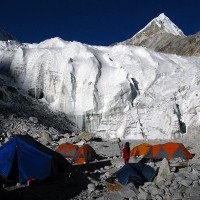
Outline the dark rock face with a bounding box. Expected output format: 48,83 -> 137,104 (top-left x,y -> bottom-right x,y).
28,88 -> 44,99
0,28 -> 17,41
156,32 -> 200,57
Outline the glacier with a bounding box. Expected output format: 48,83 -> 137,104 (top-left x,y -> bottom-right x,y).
0,37 -> 200,140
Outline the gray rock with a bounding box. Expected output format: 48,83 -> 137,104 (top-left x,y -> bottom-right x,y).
79,132 -> 95,141
71,132 -> 78,137
58,137 -> 69,144
94,189 -> 100,195
188,186 -> 200,197
190,173 -> 199,181
163,194 -> 171,200
141,181 -> 156,193
29,117 -> 38,123
6,132 -> 12,138
8,114 -> 15,120
163,187 -> 170,195
166,173 -> 175,182
171,192 -> 183,200
180,179 -> 192,187
101,172 -> 110,180
118,183 -> 138,198
31,133 -> 40,139
155,158 -> 170,184
149,186 -> 160,196
96,197 -> 104,200
40,132 -> 51,145
155,195 -> 163,200
185,197 -> 200,200
63,133 -> 71,138
137,191 -> 151,200
193,180 -> 199,187
156,180 -> 165,189
50,134 -> 59,141
172,182 -> 179,190
169,187 -> 175,195
111,158 -> 124,168
143,182 -> 156,188
187,166 -> 192,172
176,173 -> 186,183
150,186 -> 164,197
171,167 -> 176,172
104,166 -> 110,170
178,185 -> 187,194
164,180 -> 171,186
87,183 -> 95,193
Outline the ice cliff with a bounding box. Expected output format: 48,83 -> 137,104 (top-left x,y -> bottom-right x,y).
0,37 -> 200,140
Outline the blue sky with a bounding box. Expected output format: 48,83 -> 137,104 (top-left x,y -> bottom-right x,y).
0,0 -> 199,45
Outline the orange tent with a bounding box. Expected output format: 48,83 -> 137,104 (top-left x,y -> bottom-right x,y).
143,142 -> 194,160
130,143 -> 152,157
57,143 -> 79,158
73,144 -> 97,164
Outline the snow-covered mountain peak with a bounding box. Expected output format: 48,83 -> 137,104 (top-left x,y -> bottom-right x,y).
152,13 -> 185,36
117,13 -> 186,49
157,13 -> 167,20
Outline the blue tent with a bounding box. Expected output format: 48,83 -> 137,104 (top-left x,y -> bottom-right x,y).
113,163 -> 156,186
0,135 -> 71,184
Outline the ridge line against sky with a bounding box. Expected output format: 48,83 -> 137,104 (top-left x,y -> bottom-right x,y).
0,0 -> 199,45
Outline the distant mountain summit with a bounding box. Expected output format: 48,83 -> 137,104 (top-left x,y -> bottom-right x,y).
118,13 -> 185,47
116,13 -> 200,56
135,13 -> 185,37
0,28 -> 17,41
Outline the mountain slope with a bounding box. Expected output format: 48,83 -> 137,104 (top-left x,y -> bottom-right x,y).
118,13 -> 185,47
117,13 -> 200,57
156,31 -> 200,56
0,76 -> 77,135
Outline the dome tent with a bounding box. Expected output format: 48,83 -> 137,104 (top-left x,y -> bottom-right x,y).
57,143 -> 79,158
72,144 -> 97,164
143,142 -> 194,160
0,135 -> 72,184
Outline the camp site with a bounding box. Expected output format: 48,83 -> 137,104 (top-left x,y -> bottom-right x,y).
0,130 -> 199,200
0,4 -> 200,199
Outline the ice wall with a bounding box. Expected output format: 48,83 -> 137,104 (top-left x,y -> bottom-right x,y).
0,38 -> 200,139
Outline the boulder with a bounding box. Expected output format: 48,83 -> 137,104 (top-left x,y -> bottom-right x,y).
118,182 -> 138,199
155,158 -> 170,184
137,191 -> 151,200
29,117 -> 38,124
88,183 -> 95,193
